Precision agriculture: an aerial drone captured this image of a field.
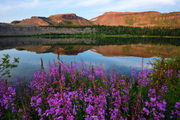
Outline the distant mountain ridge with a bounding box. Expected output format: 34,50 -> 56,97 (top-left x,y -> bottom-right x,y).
11,13 -> 92,26
11,11 -> 180,28
90,11 -> 180,28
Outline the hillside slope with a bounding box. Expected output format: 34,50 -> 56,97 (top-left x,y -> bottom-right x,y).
11,14 -> 92,26
48,14 -> 92,26
10,11 -> 180,28
91,11 -> 180,28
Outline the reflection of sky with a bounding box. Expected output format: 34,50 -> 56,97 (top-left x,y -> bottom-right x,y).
0,49 -> 155,83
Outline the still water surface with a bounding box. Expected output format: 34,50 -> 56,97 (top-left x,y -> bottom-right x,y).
0,37 -> 180,84
0,48 -> 153,83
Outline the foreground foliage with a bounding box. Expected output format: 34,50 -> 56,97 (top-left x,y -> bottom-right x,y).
0,54 -> 19,79
0,54 -> 180,120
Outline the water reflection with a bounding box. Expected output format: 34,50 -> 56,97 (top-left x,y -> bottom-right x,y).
0,37 -> 179,84
0,49 -> 153,84
15,44 -> 180,57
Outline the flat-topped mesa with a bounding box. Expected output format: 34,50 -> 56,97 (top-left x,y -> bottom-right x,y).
169,12 -> 180,15
48,13 -> 92,26
49,13 -> 78,19
30,16 -> 49,20
62,14 -> 78,19
10,11 -> 180,28
30,16 -> 41,19
91,11 -> 180,28
103,11 -> 160,15
11,13 -> 92,26
48,13 -> 79,24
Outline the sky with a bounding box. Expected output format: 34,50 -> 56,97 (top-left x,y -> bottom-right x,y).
0,0 -> 179,23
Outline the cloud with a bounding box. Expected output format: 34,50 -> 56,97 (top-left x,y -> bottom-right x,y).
39,0 -> 111,8
76,0 -> 111,7
0,0 -> 111,11
0,0 -> 178,22
0,5 -> 11,12
0,0 -> 39,12
0,0 -> 177,13
150,0 -> 176,5
99,0 -> 176,11
19,0 -> 39,8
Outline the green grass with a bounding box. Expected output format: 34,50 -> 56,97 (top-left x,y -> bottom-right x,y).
100,34 -> 180,38
0,33 -> 180,38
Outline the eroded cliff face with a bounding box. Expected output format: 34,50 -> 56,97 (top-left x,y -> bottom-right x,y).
48,14 -> 92,26
11,14 -> 92,26
91,11 -> 180,28
10,11 -> 180,28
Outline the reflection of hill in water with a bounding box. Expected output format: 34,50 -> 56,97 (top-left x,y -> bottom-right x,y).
15,44 -> 180,58
0,37 -> 180,57
0,37 -> 94,50
16,45 -> 91,55
92,44 -> 180,58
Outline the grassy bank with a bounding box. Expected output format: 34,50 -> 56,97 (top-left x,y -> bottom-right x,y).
42,25 -> 180,36
1,33 -> 180,39
101,34 -> 180,38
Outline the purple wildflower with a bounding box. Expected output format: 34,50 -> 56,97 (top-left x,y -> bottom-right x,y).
143,107 -> 150,115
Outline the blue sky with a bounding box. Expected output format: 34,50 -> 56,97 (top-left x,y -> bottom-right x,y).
0,0 -> 179,23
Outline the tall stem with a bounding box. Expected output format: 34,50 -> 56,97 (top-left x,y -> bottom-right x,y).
56,46 -> 66,119
92,66 -> 96,93
57,46 -> 64,100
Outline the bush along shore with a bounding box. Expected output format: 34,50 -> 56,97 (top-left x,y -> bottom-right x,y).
1,25 -> 180,36
0,48 -> 180,120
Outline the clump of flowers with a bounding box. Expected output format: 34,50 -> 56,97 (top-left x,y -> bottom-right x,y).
0,56 -> 180,119
0,81 -> 16,117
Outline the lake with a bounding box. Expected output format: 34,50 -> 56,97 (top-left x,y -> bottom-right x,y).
0,37 -> 180,84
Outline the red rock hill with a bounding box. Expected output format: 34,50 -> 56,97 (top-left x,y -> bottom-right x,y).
90,11 -> 180,28
11,13 -> 92,26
